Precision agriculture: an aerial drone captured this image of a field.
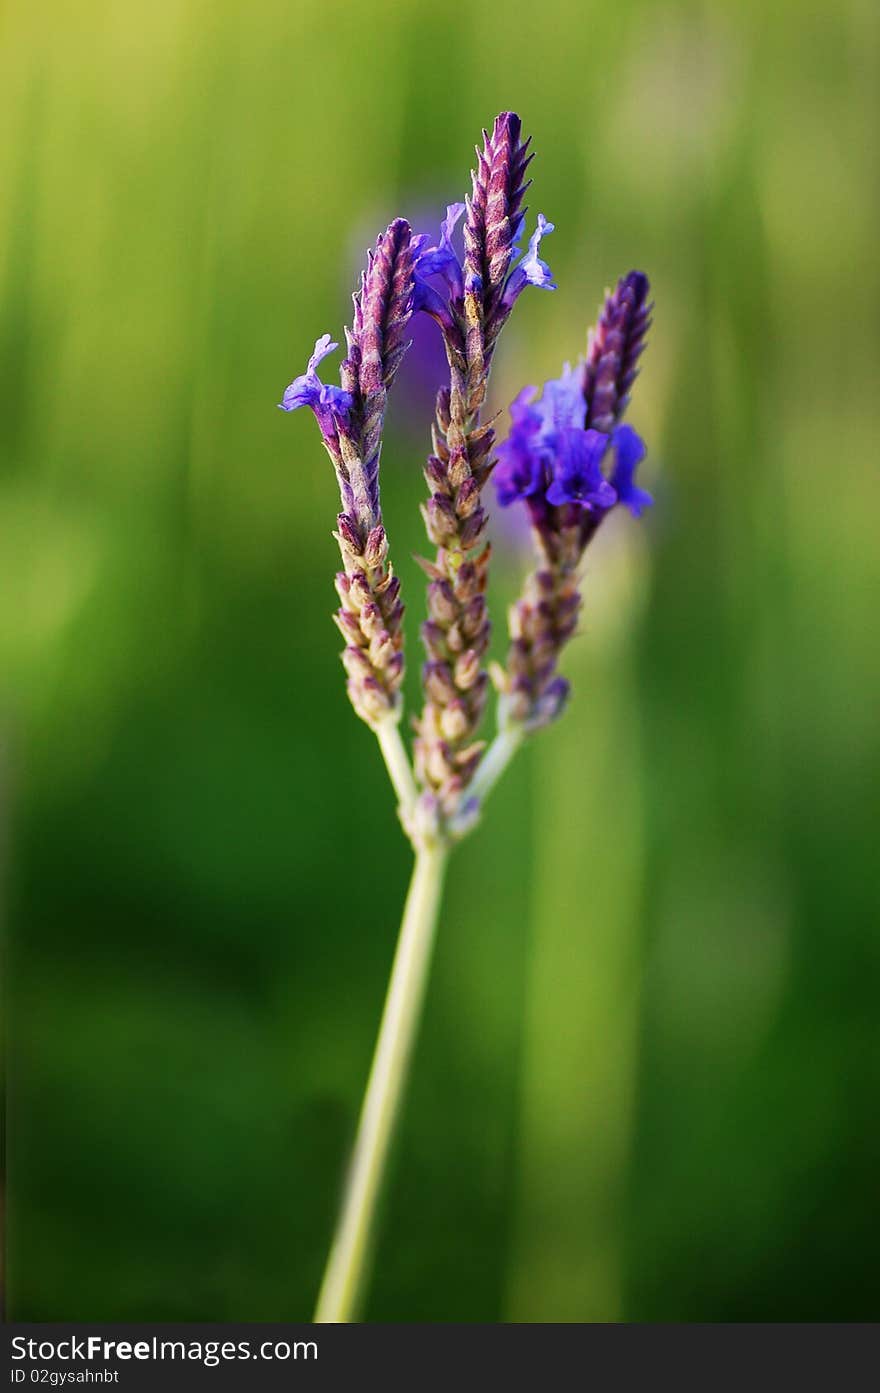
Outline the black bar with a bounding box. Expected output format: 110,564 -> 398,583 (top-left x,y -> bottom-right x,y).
3,1322 -> 879,1390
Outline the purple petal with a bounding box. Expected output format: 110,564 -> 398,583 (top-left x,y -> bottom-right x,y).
278,334 -> 353,447
520,214 -> 556,289
413,275 -> 455,332
494,441 -> 548,506
414,202 -> 465,300
538,363 -> 585,436
546,428 -> 615,508
610,424 -> 652,516
280,374 -> 320,412
308,333 -> 340,373
441,201 -> 466,245
279,334 -> 340,412
500,213 -> 557,311
509,384 -> 542,432
493,386 -> 549,506
510,212 -> 526,257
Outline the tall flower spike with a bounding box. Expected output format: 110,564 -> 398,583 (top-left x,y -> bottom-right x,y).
465,113 -> 532,326
581,270 -> 652,432
496,272 -> 653,731
411,114 -> 555,817
280,218 -> 416,728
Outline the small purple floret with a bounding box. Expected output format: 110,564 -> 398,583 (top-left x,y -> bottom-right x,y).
501,214 -> 556,310
494,387 -> 548,506
546,429 -> 617,509
609,423 -> 653,516
494,364 -> 651,518
539,363 -> 584,433
279,334 -> 354,447
413,206 -> 556,330
414,203 -> 465,301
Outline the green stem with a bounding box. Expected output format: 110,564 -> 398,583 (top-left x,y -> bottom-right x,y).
314,839 -> 450,1322
466,721 -> 525,811
374,716 -> 419,825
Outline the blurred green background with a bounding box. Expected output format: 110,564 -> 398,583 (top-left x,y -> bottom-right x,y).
2,0 -> 879,1322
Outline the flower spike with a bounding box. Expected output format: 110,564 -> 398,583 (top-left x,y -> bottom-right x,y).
408,113 -> 555,815
279,219 -> 416,727
495,272 -> 653,730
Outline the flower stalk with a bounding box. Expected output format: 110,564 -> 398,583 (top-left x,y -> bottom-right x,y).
314,838 -> 449,1323
373,714 -> 419,826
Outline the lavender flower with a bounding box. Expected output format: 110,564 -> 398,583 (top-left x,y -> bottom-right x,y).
280,117 -> 660,1329
609,424 -> 652,516
499,214 -> 557,314
545,430 -> 617,508
495,271 -> 653,730
280,218 -> 415,727
281,334 -> 354,475
411,113 -> 556,812
492,387 -> 547,506
495,401 -> 645,516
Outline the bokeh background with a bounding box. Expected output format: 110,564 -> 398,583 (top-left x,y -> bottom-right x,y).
2,0 -> 879,1322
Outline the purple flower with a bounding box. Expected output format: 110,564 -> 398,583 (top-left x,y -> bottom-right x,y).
495,369 -> 588,508
501,268 -> 654,736
280,220 -> 416,530
546,429 -> 617,508
609,423 -> 653,516
411,274 -> 455,333
414,206 -> 555,334
538,361 -> 584,434
521,215 -> 556,288
494,367 -> 651,517
280,221 -> 417,728
499,214 -> 557,312
412,114 -> 555,364
414,203 -> 465,301
494,387 -> 549,506
495,367 -> 584,509
279,334 -> 354,452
